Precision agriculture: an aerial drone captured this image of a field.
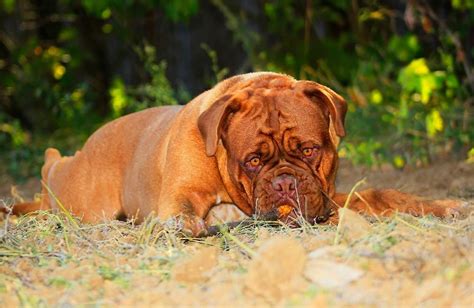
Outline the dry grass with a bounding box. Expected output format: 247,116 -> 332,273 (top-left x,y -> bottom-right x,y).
0,204 -> 472,307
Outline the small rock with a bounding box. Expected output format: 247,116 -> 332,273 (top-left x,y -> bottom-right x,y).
172,246 -> 219,283
337,208 -> 371,243
245,236 -> 307,300
304,260 -> 363,288
307,246 -> 343,259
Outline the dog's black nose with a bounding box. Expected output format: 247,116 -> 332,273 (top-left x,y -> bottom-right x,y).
271,174 -> 296,196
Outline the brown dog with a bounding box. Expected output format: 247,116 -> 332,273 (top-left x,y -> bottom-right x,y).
8,72 -> 462,235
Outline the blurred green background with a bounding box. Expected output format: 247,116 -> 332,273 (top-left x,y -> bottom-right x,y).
0,0 -> 473,181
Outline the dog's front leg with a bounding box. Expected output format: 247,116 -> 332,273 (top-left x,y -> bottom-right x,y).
332,189 -> 464,219
157,192 -> 221,237
175,210 -> 209,237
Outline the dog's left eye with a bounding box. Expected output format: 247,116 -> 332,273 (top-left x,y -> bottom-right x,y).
244,156 -> 262,172
302,148 -> 314,157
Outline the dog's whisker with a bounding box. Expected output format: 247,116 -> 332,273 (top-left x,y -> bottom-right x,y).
293,178 -> 304,220
254,197 -> 260,219
304,195 -> 308,222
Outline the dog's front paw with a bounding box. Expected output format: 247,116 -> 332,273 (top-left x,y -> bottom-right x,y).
177,214 -> 209,237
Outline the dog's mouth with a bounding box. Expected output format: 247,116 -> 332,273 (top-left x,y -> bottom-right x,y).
275,194 -> 297,208
253,192 -> 331,224
250,166 -> 333,225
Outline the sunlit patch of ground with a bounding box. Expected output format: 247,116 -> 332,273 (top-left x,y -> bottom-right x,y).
0,160 -> 473,306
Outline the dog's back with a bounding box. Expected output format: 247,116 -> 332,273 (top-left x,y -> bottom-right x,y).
13,106 -> 182,221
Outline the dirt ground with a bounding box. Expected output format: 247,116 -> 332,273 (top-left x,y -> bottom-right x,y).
0,160 -> 473,307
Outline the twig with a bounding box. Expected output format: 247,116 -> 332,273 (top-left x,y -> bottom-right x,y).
354,191 -> 382,223
40,180 -> 79,229
394,215 -> 425,233
216,223 -> 257,258
0,199 -> 13,238
334,178 -> 367,245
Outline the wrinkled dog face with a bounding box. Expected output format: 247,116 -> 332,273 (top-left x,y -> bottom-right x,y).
199,76 -> 347,225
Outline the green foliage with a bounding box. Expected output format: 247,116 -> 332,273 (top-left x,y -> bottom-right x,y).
451,0 -> 474,9
468,147 -> 474,163
388,35 -> 420,62
0,0 -> 472,180
0,119 -> 26,148
135,45 -> 177,105
1,0 -> 14,13
398,58 -> 451,104
200,43 -> 229,86
0,4 -> 179,179
342,48 -> 469,167
0,42 -> 177,178
110,55 -> 177,118
158,0 -> 199,23
123,44 -> 177,116
79,0 -> 199,22
110,77 -> 129,118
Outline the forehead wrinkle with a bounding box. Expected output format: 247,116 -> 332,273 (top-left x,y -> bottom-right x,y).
267,95 -> 280,136
274,92 -> 298,129
228,97 -> 271,159
231,90 -> 306,159
258,92 -> 297,155
268,96 -> 291,158
256,92 -> 285,138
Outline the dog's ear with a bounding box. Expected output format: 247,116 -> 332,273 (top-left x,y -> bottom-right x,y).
296,81 -> 347,145
198,91 -> 248,156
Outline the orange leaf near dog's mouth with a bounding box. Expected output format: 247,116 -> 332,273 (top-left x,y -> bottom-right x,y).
277,205 -> 293,218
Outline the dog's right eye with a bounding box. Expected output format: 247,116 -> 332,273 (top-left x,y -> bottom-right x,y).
249,157 -> 261,166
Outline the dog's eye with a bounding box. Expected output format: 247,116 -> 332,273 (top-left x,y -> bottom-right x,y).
302,148 -> 314,157
249,157 -> 261,167
244,156 -> 262,172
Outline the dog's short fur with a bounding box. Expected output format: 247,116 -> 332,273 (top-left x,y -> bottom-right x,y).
8,73 -> 461,235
